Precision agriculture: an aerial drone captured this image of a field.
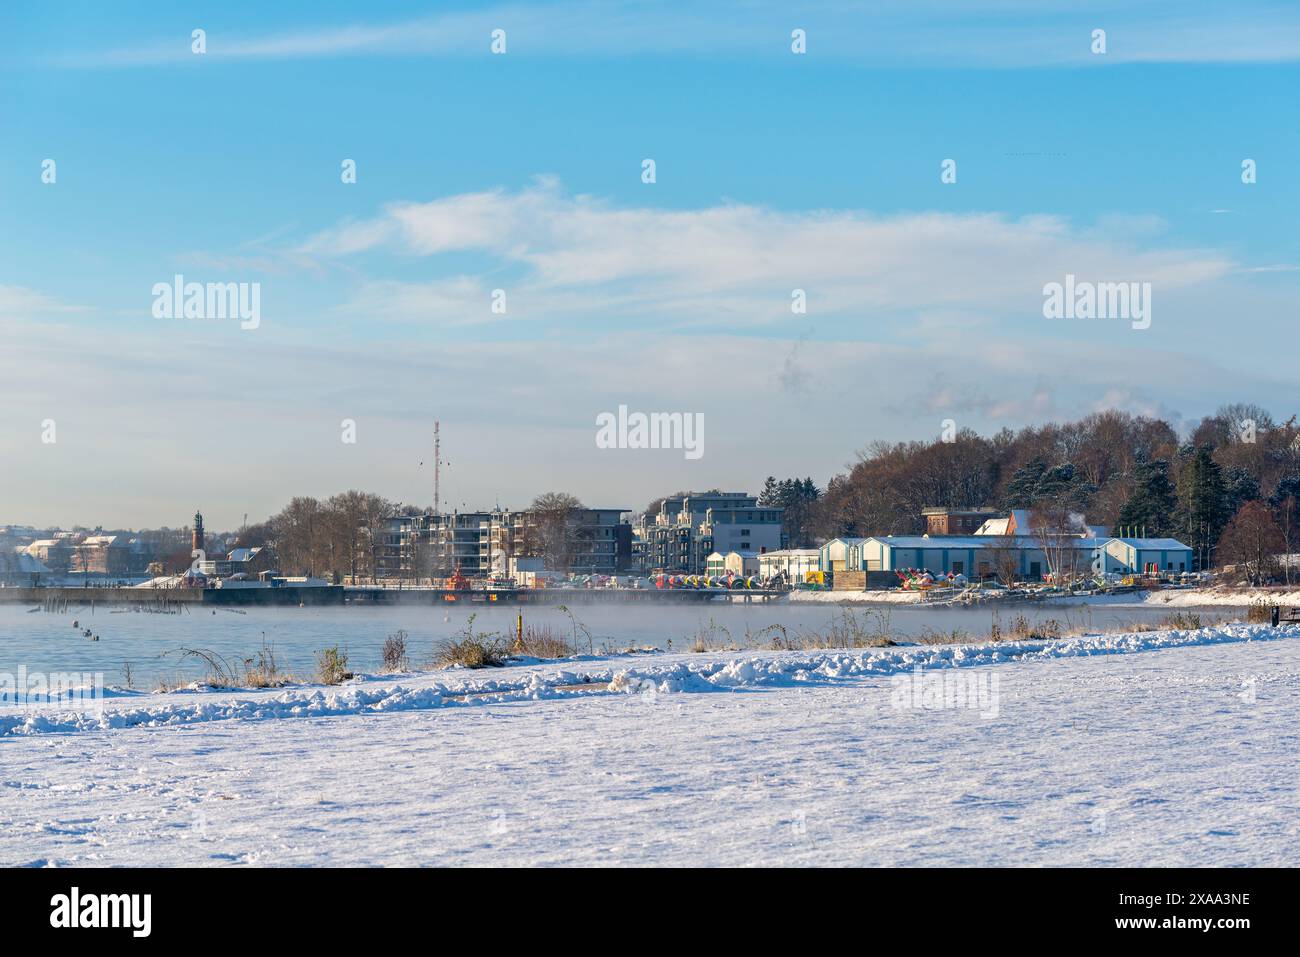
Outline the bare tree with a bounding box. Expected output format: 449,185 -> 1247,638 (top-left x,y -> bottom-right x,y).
1029,503 -> 1083,585
1218,501 -> 1284,586
525,492 -> 584,573
1277,494 -> 1298,586
986,534 -> 1021,585
270,496 -> 325,577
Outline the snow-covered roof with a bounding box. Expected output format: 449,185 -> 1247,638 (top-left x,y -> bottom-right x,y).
974,511 -> 1030,535
876,535 -> 1017,548
18,553 -> 51,573
874,535 -> 1110,549
870,534 -> 1191,552
1106,537 -> 1191,550
228,547 -> 262,563
2,547 -> 50,575
134,575 -> 185,588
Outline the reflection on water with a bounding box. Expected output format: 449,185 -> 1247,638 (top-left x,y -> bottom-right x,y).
0,599 -> 1242,690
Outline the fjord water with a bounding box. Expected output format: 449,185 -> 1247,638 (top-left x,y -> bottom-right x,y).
0,599 -> 1239,692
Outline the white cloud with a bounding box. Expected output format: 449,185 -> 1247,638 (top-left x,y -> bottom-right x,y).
2,182 -> 1294,525
303,181 -> 1234,329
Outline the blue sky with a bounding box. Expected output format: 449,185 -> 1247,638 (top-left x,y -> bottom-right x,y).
2,1 -> 1298,528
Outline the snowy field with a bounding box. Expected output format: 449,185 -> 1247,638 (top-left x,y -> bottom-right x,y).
2,624 -> 1298,866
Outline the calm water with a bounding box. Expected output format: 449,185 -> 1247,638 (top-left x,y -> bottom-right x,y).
0,599 -> 1242,690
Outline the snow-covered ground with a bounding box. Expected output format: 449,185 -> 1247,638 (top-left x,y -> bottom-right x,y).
790,585 -> 1275,607
1144,586 -> 1300,608
2,623 -> 1297,866
790,588 -> 923,603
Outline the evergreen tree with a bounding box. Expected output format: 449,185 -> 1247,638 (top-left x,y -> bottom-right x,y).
1003,460 -> 1094,512
1113,460 -> 1177,537
1175,445 -> 1230,570
1003,460 -> 1048,509
1222,466 -> 1260,517
1270,473 -> 1300,508
758,476 -> 822,547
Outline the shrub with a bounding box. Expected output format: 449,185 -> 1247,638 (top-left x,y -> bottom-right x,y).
381,630 -> 409,672
435,615 -> 508,668
916,628 -> 973,645
316,646 -> 352,685
436,636 -> 508,668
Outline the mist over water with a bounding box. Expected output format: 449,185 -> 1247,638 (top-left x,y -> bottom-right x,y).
0,600 -> 1241,691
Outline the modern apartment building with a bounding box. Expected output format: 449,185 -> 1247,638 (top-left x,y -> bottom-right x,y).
376,506 -> 632,581
635,492 -> 783,574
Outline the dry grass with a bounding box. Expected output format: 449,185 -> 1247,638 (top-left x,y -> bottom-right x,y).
435,613 -> 587,668
1127,610 -> 1232,632
916,627 -> 975,645
554,605 -> 595,655
241,641 -> 289,688
511,623 -> 576,659
165,647 -> 241,687
986,612 -> 1063,642
155,641 -> 294,691
1247,599 -> 1278,624
686,609 -> 896,652
771,610 -> 896,650
1160,611 -> 1205,630
688,618 -> 735,652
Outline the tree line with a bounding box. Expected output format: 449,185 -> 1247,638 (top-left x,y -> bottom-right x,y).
799,404 -> 1300,574
237,491 -> 591,581
186,404 -> 1300,581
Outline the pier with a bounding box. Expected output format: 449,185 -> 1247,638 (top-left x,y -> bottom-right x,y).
342,586 -> 787,606
0,584 -> 784,607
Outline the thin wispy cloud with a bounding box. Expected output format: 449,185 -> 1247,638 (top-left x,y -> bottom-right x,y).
37,1 -> 1300,68
0,285 -> 87,318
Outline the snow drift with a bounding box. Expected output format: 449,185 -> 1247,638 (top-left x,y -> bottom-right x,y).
3,622 -> 1295,736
